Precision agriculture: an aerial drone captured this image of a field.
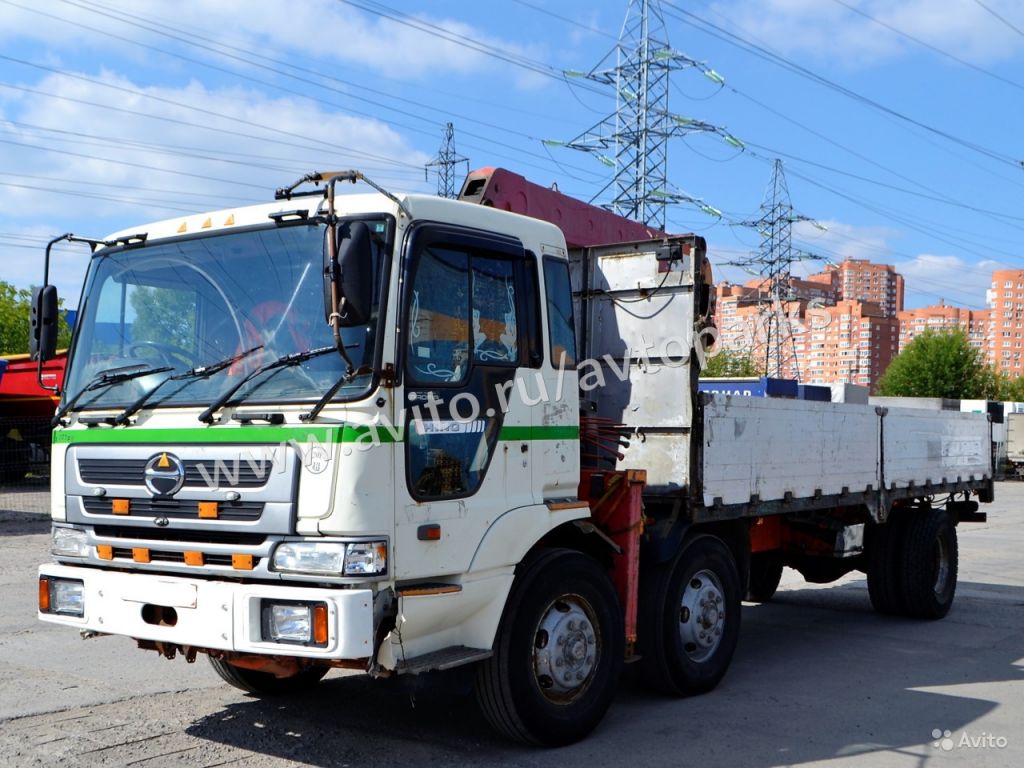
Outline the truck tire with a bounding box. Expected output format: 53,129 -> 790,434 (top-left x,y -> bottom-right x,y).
475,548 -> 624,746
207,657 -> 328,695
898,507 -> 958,620
865,513 -> 907,616
639,535 -> 741,696
745,552 -> 783,602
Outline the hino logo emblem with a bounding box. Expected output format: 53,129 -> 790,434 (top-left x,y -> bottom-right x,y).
154,516 -> 170,527
143,452 -> 186,497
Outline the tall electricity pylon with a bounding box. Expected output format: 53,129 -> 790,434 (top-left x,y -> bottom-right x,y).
731,159 -> 823,378
425,122 -> 469,199
550,0 -> 733,229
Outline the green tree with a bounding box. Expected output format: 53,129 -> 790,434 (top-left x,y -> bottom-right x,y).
0,280 -> 72,356
129,285 -> 196,352
995,372 -> 1024,401
701,347 -> 763,378
877,329 -> 998,399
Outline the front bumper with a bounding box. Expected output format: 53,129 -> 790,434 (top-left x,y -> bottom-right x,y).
38,563 -> 374,660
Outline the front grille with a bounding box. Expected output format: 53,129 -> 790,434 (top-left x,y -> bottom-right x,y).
82,496 -> 264,521
93,525 -> 266,546
78,458 -> 271,489
109,547 -> 259,568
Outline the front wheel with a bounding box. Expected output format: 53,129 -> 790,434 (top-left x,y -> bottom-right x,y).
639,535 -> 741,696
475,549 -> 624,746
208,656 -> 328,695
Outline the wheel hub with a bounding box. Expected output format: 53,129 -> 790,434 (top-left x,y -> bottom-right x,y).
678,569 -> 726,662
533,596 -> 599,701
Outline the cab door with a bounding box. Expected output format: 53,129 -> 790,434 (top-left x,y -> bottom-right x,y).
393,224 -> 539,580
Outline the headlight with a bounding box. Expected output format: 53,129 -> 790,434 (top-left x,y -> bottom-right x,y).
271,541 -> 387,576
344,541 -> 387,576
51,527 -> 89,558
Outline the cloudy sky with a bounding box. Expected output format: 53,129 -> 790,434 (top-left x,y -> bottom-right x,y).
1,0 -> 1022,310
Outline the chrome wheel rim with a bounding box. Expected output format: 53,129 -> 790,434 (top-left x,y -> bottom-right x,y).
679,569 -> 725,662
532,595 -> 600,703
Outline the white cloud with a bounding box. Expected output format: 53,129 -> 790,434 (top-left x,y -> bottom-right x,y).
893,253 -> 999,309
710,0 -> 1024,66
0,69 -> 430,204
708,218 -> 998,310
0,69 -> 432,298
0,0 -> 545,82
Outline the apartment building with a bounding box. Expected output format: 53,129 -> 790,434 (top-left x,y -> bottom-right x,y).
809,259 -> 905,318
801,300 -> 900,388
988,269 -> 1024,374
898,301 -> 990,354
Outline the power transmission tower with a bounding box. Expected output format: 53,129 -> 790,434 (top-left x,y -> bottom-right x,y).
425,122 -> 469,199
730,159 -> 824,379
548,0 -> 735,229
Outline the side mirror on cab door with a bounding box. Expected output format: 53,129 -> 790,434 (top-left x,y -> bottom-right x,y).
30,285 -> 59,362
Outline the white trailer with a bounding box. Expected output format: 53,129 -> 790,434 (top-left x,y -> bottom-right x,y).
1007,412 -> 1024,477
32,167 -> 993,746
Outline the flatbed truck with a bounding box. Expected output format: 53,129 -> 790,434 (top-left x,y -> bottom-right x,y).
34,167 -> 993,745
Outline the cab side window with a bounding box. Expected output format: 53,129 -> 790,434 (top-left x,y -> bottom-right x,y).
404,237 -> 524,500
472,257 -> 518,365
543,257 -> 577,369
407,246 -> 471,384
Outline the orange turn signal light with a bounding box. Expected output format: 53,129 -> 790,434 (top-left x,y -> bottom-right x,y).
417,524 -> 441,541
38,577 -> 50,612
132,547 -> 151,563
96,544 -> 113,560
112,498 -> 130,515
313,604 -> 328,645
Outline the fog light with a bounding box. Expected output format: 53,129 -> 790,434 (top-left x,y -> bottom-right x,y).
262,601 -> 328,646
51,527 -> 88,558
40,577 -> 85,617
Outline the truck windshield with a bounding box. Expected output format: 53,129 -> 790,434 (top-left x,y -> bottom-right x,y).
62,220 -> 387,412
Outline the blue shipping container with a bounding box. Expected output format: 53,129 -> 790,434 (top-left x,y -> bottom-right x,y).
798,384 -> 831,402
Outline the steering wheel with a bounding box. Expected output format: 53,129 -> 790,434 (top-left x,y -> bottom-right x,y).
128,341 -> 194,368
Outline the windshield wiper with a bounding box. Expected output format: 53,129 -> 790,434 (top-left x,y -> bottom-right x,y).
113,345 -> 264,425
52,364 -> 173,427
300,364 -> 374,423
198,345 -> 336,424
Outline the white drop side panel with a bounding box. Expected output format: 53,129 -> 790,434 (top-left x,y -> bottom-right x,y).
701,397 -> 880,507
882,407 -> 991,489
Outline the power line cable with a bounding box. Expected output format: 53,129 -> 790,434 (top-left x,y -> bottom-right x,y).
662,1 -> 1024,170
829,0 -> 1024,92
973,0 -> 1024,38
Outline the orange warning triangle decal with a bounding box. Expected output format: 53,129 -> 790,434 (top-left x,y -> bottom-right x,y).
158,453 -> 170,468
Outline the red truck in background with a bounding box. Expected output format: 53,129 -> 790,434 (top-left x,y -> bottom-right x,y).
0,352 -> 65,483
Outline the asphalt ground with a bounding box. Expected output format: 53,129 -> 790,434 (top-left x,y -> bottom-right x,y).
0,482 -> 1021,767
